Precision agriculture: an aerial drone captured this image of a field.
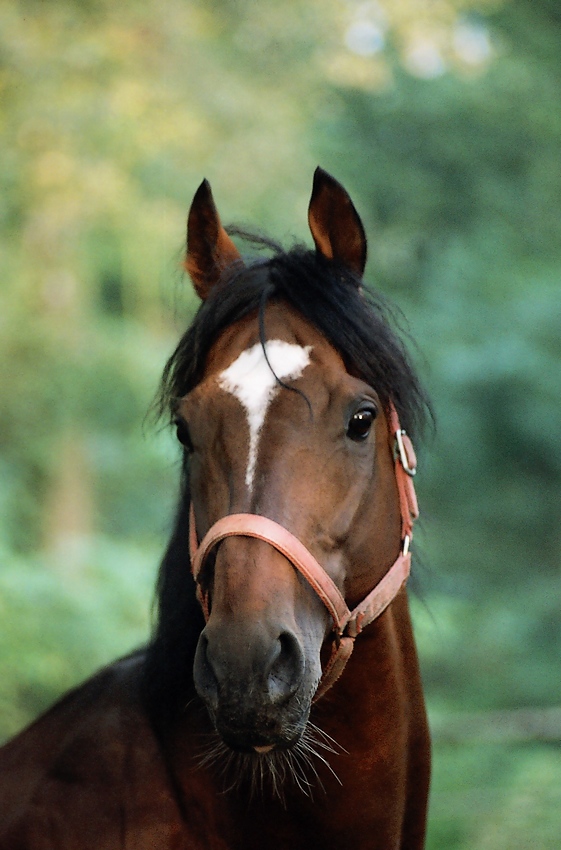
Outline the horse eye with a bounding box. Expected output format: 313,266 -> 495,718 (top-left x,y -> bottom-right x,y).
347,407 -> 376,442
174,417 -> 193,451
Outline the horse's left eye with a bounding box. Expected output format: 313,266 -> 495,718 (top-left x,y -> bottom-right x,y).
347,407 -> 376,442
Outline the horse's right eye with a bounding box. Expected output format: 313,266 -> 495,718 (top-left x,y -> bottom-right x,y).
174,418 -> 193,451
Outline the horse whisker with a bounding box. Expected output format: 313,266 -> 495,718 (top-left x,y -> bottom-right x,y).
292,724 -> 343,788
283,748 -> 315,798
306,720 -> 348,754
193,714 -> 343,800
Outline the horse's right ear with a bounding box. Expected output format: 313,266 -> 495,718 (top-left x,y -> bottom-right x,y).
185,180 -> 243,301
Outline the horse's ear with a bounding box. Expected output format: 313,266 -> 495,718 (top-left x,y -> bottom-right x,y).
185,179 -> 243,300
308,167 -> 367,281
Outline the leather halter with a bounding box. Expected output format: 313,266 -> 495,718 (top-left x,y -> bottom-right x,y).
188,404 -> 419,700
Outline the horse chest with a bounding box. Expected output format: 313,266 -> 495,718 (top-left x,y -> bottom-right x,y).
167,633 -> 420,850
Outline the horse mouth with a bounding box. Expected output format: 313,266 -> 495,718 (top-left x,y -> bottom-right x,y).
211,708 -> 310,755
197,716 -> 342,799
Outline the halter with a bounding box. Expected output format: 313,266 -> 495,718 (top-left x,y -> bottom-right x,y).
189,404 -> 419,700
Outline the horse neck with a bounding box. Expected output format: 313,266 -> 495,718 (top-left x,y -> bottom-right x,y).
315,587 -> 423,730
142,480 -> 204,727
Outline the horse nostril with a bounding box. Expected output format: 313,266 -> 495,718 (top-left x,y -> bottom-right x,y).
267,631 -> 305,705
193,632 -> 219,710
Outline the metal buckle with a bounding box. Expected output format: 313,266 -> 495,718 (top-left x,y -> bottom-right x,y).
402,534 -> 411,556
394,429 -> 417,477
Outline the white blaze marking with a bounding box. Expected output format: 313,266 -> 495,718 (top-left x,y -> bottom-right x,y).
218,340 -> 312,491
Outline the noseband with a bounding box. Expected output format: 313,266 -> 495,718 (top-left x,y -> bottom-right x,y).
189,404 -> 419,700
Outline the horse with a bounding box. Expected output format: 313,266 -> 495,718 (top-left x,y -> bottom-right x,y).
0,168 -> 431,849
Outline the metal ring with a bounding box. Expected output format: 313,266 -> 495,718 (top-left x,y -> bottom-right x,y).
394,429 -> 417,477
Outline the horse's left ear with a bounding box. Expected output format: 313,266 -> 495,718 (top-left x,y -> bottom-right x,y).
308,167 -> 367,281
185,179 -> 243,300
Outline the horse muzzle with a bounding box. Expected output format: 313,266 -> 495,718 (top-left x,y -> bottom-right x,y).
193,618 -> 316,751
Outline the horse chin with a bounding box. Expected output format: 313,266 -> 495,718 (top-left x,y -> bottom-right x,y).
198,705 -> 340,800
209,698 -> 312,755
197,689 -> 343,801
218,720 -> 309,755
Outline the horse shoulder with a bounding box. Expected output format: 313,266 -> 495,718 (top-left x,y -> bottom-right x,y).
0,655 -> 189,849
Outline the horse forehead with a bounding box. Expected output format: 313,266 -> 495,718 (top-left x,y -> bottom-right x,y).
218,339 -> 312,398
189,309 -> 350,411
216,331 -> 350,398
209,307 -> 330,363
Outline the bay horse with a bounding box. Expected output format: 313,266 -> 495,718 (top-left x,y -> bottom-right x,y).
0,168 -> 431,849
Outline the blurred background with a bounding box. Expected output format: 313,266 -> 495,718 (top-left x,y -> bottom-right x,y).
1,0 -> 560,845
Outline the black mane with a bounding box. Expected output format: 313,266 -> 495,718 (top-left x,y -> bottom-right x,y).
143,243 -> 430,726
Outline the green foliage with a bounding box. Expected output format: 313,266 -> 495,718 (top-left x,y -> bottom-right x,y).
0,538 -> 155,742
428,743 -> 561,849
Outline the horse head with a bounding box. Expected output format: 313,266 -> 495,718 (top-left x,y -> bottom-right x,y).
172,169 -> 418,759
